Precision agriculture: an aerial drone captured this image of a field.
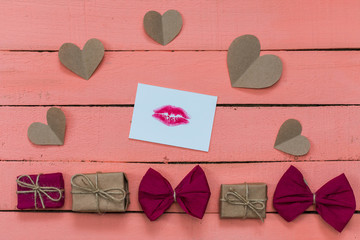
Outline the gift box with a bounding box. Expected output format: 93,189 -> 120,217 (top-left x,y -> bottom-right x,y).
71,172 -> 129,213
220,183 -> 267,221
16,172 -> 65,209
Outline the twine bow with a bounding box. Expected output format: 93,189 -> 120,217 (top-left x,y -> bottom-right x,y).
16,174 -> 64,209
71,173 -> 127,213
221,183 -> 266,222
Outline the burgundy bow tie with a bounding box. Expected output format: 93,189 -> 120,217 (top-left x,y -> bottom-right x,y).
138,165 -> 211,221
273,165 -> 356,232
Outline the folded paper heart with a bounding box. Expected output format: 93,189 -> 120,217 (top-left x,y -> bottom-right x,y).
227,35 -> 283,88
138,165 -> 211,221
58,38 -> 104,80
273,165 -> 356,232
274,119 -> 310,156
143,10 -> 183,46
27,107 -> 66,145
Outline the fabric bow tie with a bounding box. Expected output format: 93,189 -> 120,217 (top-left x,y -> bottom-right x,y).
138,165 -> 211,221
273,165 -> 356,232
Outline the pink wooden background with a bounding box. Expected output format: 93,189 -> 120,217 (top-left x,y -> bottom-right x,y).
1,0 -> 360,239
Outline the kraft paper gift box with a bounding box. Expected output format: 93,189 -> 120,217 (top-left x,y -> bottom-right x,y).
220,183 -> 267,220
16,172 -> 65,209
71,172 -> 129,213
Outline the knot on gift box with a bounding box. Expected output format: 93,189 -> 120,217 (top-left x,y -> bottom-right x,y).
220,183 -> 266,222
71,172 -> 128,213
16,174 -> 64,209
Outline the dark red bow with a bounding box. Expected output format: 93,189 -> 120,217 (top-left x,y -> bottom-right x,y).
273,165 -> 356,232
138,165 -> 211,221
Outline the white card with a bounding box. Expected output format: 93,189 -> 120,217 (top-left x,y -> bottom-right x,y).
129,83 -> 218,152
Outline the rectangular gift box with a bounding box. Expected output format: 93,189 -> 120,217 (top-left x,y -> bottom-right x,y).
220,183 -> 267,219
71,172 -> 129,213
16,172 -> 65,209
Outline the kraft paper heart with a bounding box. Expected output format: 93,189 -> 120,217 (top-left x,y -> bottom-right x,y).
28,107 -> 66,146
143,10 -> 183,45
227,35 -> 283,88
274,119 -> 310,156
59,38 -> 104,80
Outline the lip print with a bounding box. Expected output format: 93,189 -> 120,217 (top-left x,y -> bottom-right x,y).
152,105 -> 190,127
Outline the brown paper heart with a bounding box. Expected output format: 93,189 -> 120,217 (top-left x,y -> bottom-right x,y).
28,107 -> 66,146
227,35 -> 283,88
59,38 -> 104,80
143,10 -> 183,45
274,119 -> 310,156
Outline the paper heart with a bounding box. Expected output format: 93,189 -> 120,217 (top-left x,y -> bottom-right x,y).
227,35 -> 283,88
28,107 -> 66,146
274,119 -> 310,156
143,10 -> 183,45
58,38 -> 104,80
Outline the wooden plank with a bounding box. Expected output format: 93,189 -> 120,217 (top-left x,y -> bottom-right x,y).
2,161 -> 360,212
0,106 -> 359,162
0,212 -> 359,239
2,0 -> 359,239
1,0 -> 360,50
1,51 -> 360,105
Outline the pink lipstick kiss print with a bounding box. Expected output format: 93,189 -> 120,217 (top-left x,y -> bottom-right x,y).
129,84 -> 218,152
152,105 -> 190,127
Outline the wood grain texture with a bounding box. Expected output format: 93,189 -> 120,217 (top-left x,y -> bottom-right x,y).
2,161 -> 360,212
1,0 -> 360,238
0,106 -> 359,162
1,51 -> 360,105
1,212 -> 359,240
1,0 -> 360,50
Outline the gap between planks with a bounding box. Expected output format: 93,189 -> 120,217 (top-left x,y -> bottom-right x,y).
2,159 -> 360,164
0,210 -> 359,214
0,104 -> 360,107
4,49 -> 360,52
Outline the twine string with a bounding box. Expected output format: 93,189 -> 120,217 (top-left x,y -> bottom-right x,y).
173,190 -> 177,202
304,178 -> 316,205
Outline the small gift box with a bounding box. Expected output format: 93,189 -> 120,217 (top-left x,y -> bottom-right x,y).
220,183 -> 267,221
71,172 -> 129,213
16,172 -> 65,209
